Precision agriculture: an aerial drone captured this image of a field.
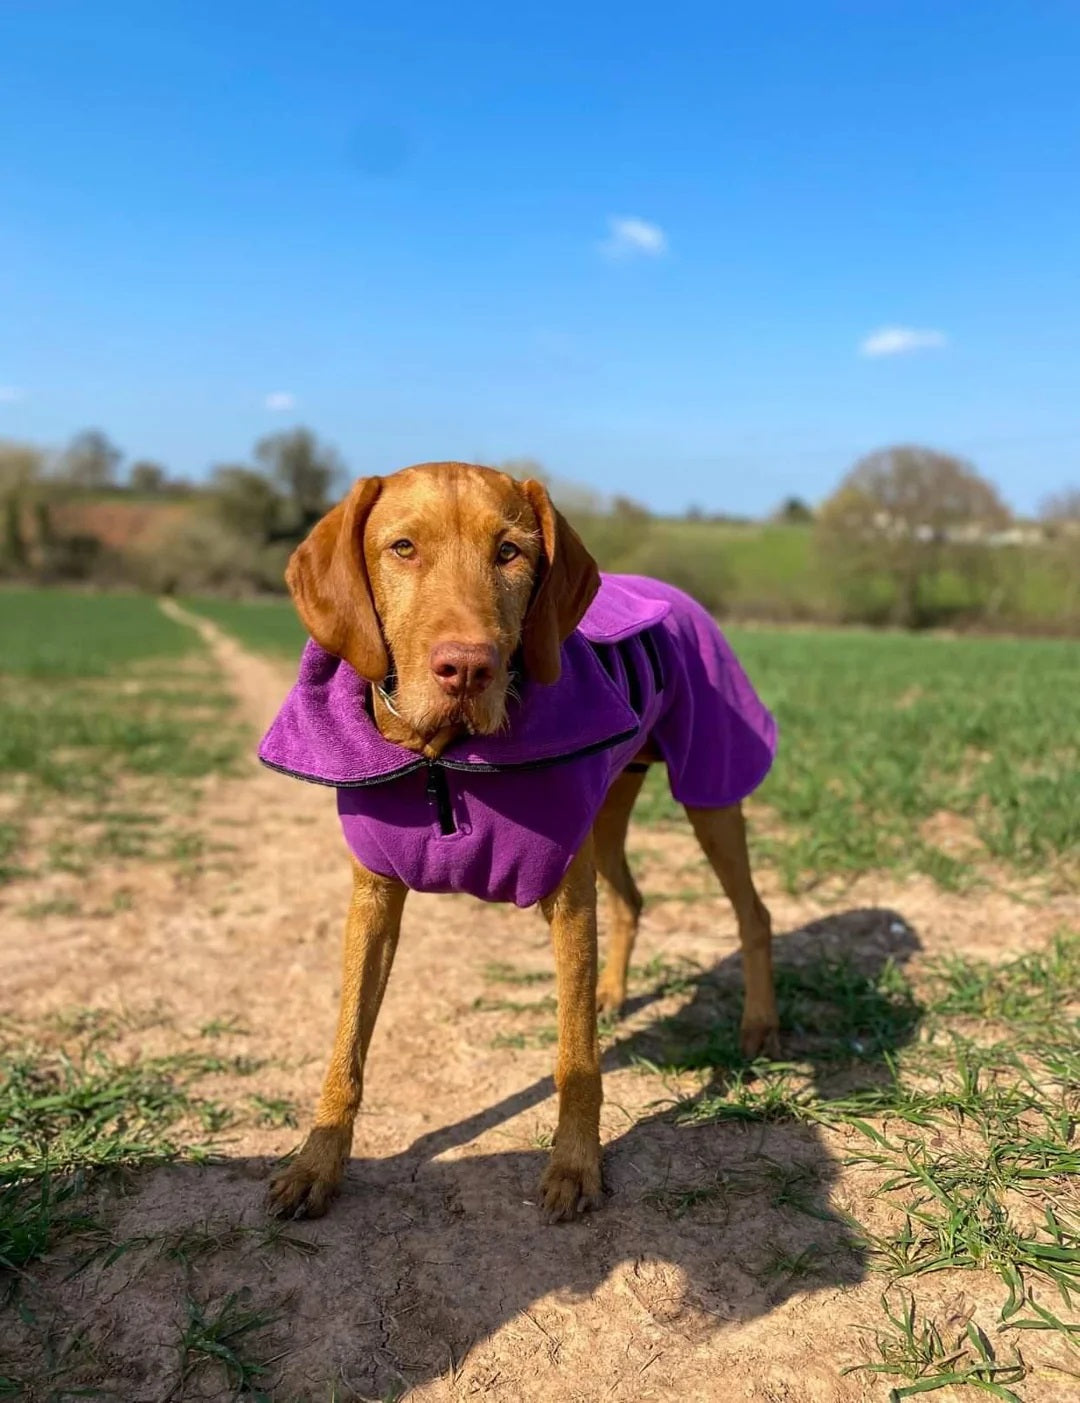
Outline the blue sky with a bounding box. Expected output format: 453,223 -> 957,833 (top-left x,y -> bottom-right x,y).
2,2 -> 1078,515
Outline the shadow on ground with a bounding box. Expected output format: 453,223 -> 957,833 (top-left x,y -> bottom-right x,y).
23,907 -> 923,1399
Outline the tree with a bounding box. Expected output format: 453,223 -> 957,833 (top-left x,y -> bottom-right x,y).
209,465 -> 284,543
0,440 -> 43,494
0,440 -> 44,575
817,445 -> 1011,627
129,460 -> 167,493
1,496 -> 27,572
1041,488 -> 1080,525
1038,488 -> 1080,623
773,496 -> 814,525
59,429 -> 123,489
254,428 -> 344,526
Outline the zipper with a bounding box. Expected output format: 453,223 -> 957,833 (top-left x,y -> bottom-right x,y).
425,761 -> 458,836
421,727 -> 641,838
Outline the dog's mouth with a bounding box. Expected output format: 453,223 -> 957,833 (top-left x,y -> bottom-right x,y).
431,688 -> 509,737
378,674 -> 512,741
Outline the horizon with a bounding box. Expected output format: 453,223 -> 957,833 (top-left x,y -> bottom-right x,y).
11,433 -> 1065,526
2,2 -> 1079,517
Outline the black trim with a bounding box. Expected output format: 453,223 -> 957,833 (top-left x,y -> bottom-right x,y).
426,763 -> 457,835
437,725 -> 640,775
259,755 -> 425,789
259,723 -> 642,791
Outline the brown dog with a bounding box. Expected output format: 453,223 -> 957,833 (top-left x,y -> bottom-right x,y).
266,463 -> 778,1223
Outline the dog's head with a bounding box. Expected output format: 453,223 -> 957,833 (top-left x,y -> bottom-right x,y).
285,462 -> 599,741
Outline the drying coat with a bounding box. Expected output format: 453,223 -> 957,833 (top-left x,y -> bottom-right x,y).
259,574 -> 777,907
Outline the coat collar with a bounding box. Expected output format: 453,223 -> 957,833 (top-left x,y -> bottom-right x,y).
258,574 -> 670,787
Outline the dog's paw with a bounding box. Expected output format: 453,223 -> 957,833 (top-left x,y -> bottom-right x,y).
740,1017 -> 780,1060
595,979 -> 626,1018
266,1127 -> 349,1220
538,1148 -> 604,1224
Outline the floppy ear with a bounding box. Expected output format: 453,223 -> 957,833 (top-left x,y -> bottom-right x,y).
284,476 -> 388,682
519,478 -> 600,685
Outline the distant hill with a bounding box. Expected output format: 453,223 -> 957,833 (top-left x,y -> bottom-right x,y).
46,493 -> 202,552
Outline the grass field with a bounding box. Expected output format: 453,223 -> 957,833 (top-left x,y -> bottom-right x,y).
0,590 -> 243,886
181,594 -> 308,656
185,593 -> 1080,892
2,587 -> 1078,1400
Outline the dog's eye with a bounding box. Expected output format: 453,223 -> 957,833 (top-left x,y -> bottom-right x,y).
496,541 -> 521,564
390,539 -> 416,559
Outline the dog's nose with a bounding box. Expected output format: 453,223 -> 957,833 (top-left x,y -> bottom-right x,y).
430,642 -> 499,698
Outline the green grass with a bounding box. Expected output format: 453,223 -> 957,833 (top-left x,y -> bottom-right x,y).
249,1093 -> 298,1128
0,589 -> 199,677
647,519 -> 828,619
0,1037 -> 230,1278
176,1289 -> 283,1399
637,626 -> 1080,889
846,1291 -> 1030,1400
472,993 -> 558,1015
482,961 -> 554,986
182,594 -> 307,655
0,589 -> 243,884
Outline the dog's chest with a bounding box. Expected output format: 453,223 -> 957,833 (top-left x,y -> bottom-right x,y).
335,743 -> 637,906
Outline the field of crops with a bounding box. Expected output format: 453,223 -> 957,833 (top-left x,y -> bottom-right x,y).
0,591 -> 243,888
1,586 -> 1078,1401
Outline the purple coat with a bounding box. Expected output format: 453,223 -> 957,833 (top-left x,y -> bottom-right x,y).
259,575 -> 777,907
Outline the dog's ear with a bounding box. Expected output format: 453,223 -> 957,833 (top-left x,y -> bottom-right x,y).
519,478 -> 600,685
285,477 -> 388,682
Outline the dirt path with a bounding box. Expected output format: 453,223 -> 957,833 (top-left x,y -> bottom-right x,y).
4,606 -> 1078,1401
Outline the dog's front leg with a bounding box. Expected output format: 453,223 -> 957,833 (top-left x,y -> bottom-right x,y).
268,860 -> 407,1219
538,836 -> 604,1223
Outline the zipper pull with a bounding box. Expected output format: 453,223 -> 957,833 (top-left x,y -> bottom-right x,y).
425,761 -> 457,836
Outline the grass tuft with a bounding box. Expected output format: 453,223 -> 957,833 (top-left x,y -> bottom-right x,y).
176,1289 -> 283,1400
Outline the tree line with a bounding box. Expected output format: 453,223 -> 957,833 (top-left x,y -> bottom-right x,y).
0,431 -> 1077,633
0,427 -> 344,592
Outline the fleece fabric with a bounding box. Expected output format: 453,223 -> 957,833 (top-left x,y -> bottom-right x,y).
259,574 -> 777,907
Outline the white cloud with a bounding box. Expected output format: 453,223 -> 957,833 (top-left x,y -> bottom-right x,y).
859,326 -> 948,358
264,390 -> 297,411
0,385 -> 27,404
599,215 -> 667,260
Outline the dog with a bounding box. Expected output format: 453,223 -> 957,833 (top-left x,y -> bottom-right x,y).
260,462 -> 779,1223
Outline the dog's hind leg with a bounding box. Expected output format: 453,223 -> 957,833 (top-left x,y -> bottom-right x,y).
268,860 -> 407,1219
685,801 -> 779,1059
593,765 -> 648,1016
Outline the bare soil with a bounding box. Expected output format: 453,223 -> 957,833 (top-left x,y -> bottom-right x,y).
3,605 -> 1077,1402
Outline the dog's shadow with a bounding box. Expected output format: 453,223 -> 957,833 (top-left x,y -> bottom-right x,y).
103,908 -> 922,1397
